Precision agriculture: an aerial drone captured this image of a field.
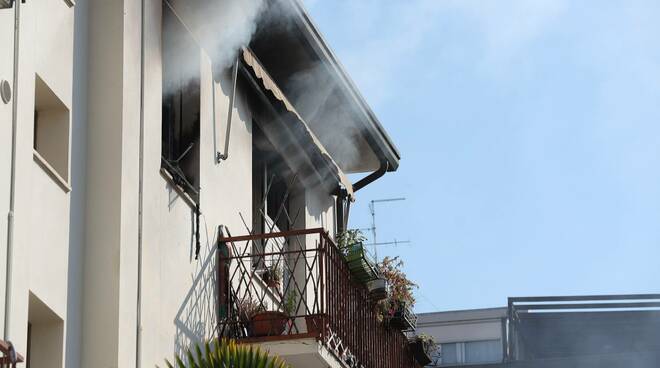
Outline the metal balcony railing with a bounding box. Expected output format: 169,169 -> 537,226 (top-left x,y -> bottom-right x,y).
217,228 -> 418,368
0,340 -> 22,368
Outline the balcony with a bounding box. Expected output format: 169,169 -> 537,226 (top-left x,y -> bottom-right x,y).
0,340 -> 23,367
217,228 -> 418,368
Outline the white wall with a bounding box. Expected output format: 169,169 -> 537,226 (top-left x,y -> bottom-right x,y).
5,0 -> 75,366
65,0 -> 89,366
139,0 -> 257,364
81,0 -> 130,365
2,1 -> 344,366
416,308 -> 507,344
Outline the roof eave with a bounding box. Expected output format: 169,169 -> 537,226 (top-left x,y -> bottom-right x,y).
285,0 -> 401,172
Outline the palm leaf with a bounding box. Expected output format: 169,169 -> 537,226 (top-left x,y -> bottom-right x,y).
160,339 -> 289,368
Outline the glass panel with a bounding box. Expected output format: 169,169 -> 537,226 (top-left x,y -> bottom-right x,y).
465,339 -> 502,364
440,343 -> 458,365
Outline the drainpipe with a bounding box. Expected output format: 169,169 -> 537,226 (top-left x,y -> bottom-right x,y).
216,56 -> 239,163
4,0 -> 21,343
336,162 -> 389,233
135,0 -> 145,365
353,162 -> 388,192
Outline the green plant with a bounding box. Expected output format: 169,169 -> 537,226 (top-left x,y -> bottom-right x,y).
161,338 -> 289,368
375,256 -> 418,321
283,290 -> 298,316
413,333 -> 437,351
336,229 -> 367,255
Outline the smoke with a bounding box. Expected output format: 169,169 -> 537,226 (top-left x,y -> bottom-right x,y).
162,0 -> 368,173
284,62 -> 364,172
193,0 -> 266,68
162,0 -> 268,95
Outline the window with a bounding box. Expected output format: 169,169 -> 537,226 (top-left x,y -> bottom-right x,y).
162,3 -> 200,201
251,123 -> 298,273
437,340 -> 502,366
465,340 -> 502,364
252,123 -> 292,235
27,293 -> 64,368
438,343 -> 458,365
34,75 -> 70,183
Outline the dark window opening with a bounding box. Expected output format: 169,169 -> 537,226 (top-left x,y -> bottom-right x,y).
252,123 -> 291,234
162,2 -> 200,201
252,123 -> 297,271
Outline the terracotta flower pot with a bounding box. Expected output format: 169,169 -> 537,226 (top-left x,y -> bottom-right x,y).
265,278 -> 280,288
305,314 -> 324,335
250,311 -> 288,337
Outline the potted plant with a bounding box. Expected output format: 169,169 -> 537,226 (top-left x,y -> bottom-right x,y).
337,229 -> 378,284
409,334 -> 437,366
367,276 -> 388,302
375,256 -> 418,331
236,297 -> 262,333
392,302 -> 417,330
261,265 -> 282,288
237,297 -> 288,337
283,289 -> 297,316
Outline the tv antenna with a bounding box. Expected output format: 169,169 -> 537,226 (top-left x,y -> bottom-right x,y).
367,197 -> 410,261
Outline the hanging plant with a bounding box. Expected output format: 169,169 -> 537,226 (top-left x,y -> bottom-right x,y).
337,229 -> 379,284
336,229 -> 367,255
375,256 -> 418,330
409,333 -> 437,366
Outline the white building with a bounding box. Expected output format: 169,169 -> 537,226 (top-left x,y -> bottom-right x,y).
0,0 -> 415,367
416,308 -> 507,367
415,295 -> 660,368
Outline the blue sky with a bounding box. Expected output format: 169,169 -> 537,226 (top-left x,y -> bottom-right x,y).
304,0 -> 660,312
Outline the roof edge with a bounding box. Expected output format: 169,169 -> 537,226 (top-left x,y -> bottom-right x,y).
284,0 -> 401,171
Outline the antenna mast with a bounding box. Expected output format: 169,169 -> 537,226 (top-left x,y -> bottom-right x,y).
368,197 -> 406,262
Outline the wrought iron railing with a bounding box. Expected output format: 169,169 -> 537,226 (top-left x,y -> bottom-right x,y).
0,340 -> 22,368
217,228 -> 418,368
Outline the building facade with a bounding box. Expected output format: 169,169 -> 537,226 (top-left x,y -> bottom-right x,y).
0,0 -> 413,367
416,308 -> 507,367
415,295 -> 660,368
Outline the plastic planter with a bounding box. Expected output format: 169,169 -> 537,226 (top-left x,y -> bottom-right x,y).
345,243 -> 378,284
367,278 -> 388,301
409,339 -> 432,366
389,303 -> 417,331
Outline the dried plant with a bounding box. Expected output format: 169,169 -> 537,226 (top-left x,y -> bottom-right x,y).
375,256 -> 418,321
412,333 -> 438,351
262,265 -> 282,285
236,297 -> 264,324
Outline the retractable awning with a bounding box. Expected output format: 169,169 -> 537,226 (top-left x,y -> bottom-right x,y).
240,48 -> 354,197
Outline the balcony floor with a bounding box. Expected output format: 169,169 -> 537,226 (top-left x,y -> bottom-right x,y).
246,337 -> 347,368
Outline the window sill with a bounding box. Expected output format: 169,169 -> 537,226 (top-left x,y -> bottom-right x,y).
160,168 -> 197,210
33,150 -> 71,193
